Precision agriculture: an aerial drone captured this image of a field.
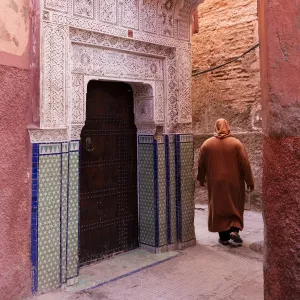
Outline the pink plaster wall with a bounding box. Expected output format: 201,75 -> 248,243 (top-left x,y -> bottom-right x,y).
0,0 -> 38,299
259,1 -> 300,299
0,65 -> 31,300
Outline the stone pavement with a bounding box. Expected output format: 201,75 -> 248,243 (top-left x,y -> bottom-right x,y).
28,205 -> 264,300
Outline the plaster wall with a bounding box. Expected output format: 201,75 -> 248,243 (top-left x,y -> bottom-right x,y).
0,0 -> 32,299
258,1 -> 300,298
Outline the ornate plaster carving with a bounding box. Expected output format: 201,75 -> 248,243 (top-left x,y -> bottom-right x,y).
32,0 -> 201,142
40,24 -> 68,128
29,129 -> 69,143
131,83 -> 155,123
136,124 -> 157,135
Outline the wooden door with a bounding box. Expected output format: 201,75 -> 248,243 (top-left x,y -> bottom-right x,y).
79,81 -> 138,265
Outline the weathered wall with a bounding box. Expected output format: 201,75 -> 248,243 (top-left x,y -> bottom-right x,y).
0,0 -> 30,68
259,1 -> 300,299
191,0 -> 263,210
0,0 -> 32,299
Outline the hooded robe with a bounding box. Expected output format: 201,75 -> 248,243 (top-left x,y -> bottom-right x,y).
197,119 -> 254,232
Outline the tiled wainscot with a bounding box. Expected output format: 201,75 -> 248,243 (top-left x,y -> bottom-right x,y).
31,141 -> 80,293
138,134 -> 196,253
31,135 -> 195,293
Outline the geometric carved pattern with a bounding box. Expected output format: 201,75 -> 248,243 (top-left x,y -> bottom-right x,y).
155,81 -> 165,123
161,0 -> 175,37
178,48 -> 192,123
44,0 -> 68,13
38,0 -> 201,138
136,124 -> 157,135
71,74 -> 85,125
122,0 -> 139,29
73,0 -> 95,19
71,38 -> 169,127
29,129 -> 68,143
166,56 -> 178,127
132,83 -> 154,123
141,0 -> 157,33
70,125 -> 84,140
177,4 -> 191,41
136,96 -> 154,123
68,28 -> 175,127
41,24 -> 67,128
72,44 -> 164,81
99,0 -> 117,24
69,28 -> 174,58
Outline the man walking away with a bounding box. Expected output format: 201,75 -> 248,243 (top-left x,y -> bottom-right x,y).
197,119 -> 254,245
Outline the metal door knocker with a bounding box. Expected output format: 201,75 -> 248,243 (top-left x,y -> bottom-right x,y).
85,137 -> 94,152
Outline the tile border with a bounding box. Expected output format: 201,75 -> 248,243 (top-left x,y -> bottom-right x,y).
175,135 -> 182,242
31,141 -> 80,293
31,143 -> 39,294
138,135 -> 154,144
164,135 -> 171,244
153,139 -> 159,247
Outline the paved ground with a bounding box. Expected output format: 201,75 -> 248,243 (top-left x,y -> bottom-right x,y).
29,205 -> 264,300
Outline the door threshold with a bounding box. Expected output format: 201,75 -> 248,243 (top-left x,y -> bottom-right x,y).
66,248 -> 180,292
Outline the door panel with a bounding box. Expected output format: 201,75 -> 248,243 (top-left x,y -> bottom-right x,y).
79,81 -> 139,265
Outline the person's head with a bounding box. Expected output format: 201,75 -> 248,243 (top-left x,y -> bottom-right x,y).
214,118 -> 231,139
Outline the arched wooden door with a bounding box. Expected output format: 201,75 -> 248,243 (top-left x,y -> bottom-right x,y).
79,81 -> 139,265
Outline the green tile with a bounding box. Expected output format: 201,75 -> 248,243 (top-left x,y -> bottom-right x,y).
138,143 -> 155,246
38,154 -> 61,292
158,143 -> 167,247
39,143 -> 61,155
180,142 -> 195,242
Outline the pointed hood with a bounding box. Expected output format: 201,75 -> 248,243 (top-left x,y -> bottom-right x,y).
214,118 -> 231,139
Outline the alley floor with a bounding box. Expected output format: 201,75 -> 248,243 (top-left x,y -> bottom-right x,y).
28,205 -> 264,300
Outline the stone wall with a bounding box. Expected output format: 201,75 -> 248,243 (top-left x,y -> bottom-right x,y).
192,0 -> 263,210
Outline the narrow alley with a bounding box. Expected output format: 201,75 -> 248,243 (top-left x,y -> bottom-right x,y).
28,206 -> 264,300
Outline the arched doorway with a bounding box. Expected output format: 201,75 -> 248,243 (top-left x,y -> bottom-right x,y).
79,80 -> 139,265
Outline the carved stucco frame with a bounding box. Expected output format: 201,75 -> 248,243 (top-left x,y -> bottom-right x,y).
28,0 -> 205,143
80,76 -> 160,135
29,27 -> 180,142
